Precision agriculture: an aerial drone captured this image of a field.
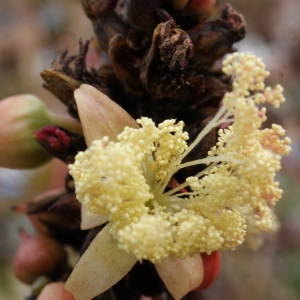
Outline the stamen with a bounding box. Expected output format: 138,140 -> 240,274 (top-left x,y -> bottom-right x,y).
158,105 -> 229,195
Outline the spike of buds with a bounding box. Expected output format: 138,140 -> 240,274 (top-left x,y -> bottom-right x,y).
13,230 -> 67,284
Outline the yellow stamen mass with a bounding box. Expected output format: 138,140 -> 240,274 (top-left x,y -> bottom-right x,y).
69,52 -> 291,263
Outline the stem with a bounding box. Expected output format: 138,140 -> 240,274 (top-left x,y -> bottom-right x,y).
178,105 -> 229,162
177,154 -> 240,170
50,112 -> 83,134
159,196 -> 190,207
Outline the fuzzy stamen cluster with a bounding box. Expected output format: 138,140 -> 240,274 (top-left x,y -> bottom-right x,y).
69,52 -> 291,263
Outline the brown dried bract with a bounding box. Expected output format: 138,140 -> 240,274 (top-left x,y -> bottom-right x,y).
159,21 -> 193,72
140,20 -> 195,99
126,0 -> 172,35
41,40 -> 112,118
188,3 -> 246,65
19,191 -> 86,251
109,34 -> 146,98
82,0 -> 128,52
41,70 -> 82,118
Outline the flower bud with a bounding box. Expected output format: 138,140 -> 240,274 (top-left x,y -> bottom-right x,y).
37,282 -> 75,300
13,230 -> 67,284
35,126 -> 86,164
0,94 -> 81,169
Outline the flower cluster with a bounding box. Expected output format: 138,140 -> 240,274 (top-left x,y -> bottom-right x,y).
69,52 -> 291,264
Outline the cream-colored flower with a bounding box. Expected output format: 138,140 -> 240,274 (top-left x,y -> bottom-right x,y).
66,53 -> 291,300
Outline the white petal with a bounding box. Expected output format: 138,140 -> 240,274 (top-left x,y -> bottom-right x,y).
65,223 -> 137,300
80,205 -> 109,230
155,255 -> 204,300
74,84 -> 138,146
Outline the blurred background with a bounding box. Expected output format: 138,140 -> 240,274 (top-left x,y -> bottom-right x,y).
0,0 -> 299,299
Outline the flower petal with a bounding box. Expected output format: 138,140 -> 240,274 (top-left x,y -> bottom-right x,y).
65,223 -> 137,300
74,84 -> 138,146
80,205 -> 109,230
155,255 -> 204,300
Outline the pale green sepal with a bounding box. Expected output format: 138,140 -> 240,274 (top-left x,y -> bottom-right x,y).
74,84 -> 138,146
65,223 -> 137,300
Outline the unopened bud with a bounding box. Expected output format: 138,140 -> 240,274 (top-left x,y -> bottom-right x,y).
0,94 -> 81,169
37,282 -> 75,300
35,126 -> 86,164
13,230 -> 67,284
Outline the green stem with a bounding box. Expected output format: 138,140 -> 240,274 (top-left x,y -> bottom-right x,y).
50,112 -> 83,134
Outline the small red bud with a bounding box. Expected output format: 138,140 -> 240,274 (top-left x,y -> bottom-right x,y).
13,230 -> 67,284
35,126 -> 71,150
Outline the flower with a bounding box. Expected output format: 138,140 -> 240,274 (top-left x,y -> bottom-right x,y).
66,52 -> 290,300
